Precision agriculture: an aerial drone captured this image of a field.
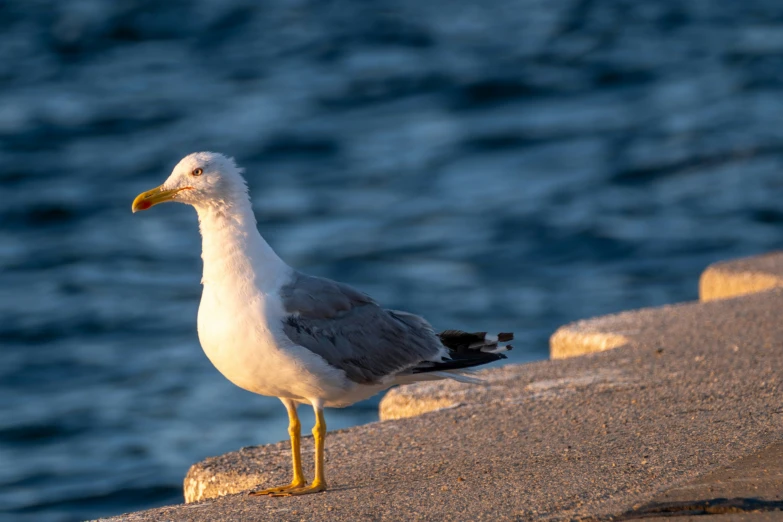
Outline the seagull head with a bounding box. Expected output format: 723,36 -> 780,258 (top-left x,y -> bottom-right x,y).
132,152 -> 248,213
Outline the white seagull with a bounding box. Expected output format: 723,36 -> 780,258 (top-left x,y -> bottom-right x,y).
132,152 -> 513,496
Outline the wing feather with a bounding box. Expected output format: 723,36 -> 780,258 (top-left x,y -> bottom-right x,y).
280,272 -> 445,384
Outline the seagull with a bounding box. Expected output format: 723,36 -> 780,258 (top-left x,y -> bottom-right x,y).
131,152 -> 513,496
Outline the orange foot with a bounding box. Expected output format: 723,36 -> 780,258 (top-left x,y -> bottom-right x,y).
249,480 -> 307,496
270,481 -> 327,497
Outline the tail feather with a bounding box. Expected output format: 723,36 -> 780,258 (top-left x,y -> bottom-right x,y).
438,330 -> 514,354
410,330 -> 514,375
429,370 -> 484,384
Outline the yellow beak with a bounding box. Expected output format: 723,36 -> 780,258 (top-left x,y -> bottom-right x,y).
132,186 -> 189,213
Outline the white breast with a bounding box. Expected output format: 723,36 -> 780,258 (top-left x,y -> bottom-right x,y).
197,280 -> 353,404
193,202 -> 358,405
197,282 -> 276,395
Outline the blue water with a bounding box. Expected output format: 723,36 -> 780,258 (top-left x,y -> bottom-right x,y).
2,1 -> 783,520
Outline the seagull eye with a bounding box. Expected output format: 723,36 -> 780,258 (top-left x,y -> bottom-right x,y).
192,168 -> 203,177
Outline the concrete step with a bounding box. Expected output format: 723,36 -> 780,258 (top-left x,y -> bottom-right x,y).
699,251 -> 783,302
382,252 -> 783,420
549,251 -> 783,361
104,279 -> 783,521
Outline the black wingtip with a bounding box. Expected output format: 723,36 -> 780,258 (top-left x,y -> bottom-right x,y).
498,332 -> 514,343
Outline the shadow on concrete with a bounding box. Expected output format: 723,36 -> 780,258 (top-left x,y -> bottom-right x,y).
616,498 -> 783,519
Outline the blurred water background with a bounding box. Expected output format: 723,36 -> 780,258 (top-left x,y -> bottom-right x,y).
1,0 -> 783,520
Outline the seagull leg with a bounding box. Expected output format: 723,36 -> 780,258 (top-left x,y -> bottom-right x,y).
249,399 -> 307,495
272,402 -> 327,496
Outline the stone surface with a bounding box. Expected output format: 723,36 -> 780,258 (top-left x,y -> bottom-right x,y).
103,288 -> 783,521
700,252 -> 783,302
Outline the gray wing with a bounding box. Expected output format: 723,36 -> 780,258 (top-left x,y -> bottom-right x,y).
279,271 -> 444,384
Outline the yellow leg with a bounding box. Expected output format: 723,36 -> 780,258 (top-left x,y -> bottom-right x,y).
249,399 -> 307,496
271,403 -> 328,496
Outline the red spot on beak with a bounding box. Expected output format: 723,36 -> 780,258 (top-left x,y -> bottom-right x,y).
138,200 -> 152,210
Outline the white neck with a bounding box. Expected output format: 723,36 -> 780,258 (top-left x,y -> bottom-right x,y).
195,197 -> 289,292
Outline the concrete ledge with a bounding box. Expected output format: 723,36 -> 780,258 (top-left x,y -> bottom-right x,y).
184,450 -> 279,504
387,297 -> 684,418
549,319 -> 632,360
106,288 -> 783,521
548,300 -> 690,360
378,382 -> 464,421
379,363 -> 630,421
550,252 -> 783,360
699,251 -> 783,302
